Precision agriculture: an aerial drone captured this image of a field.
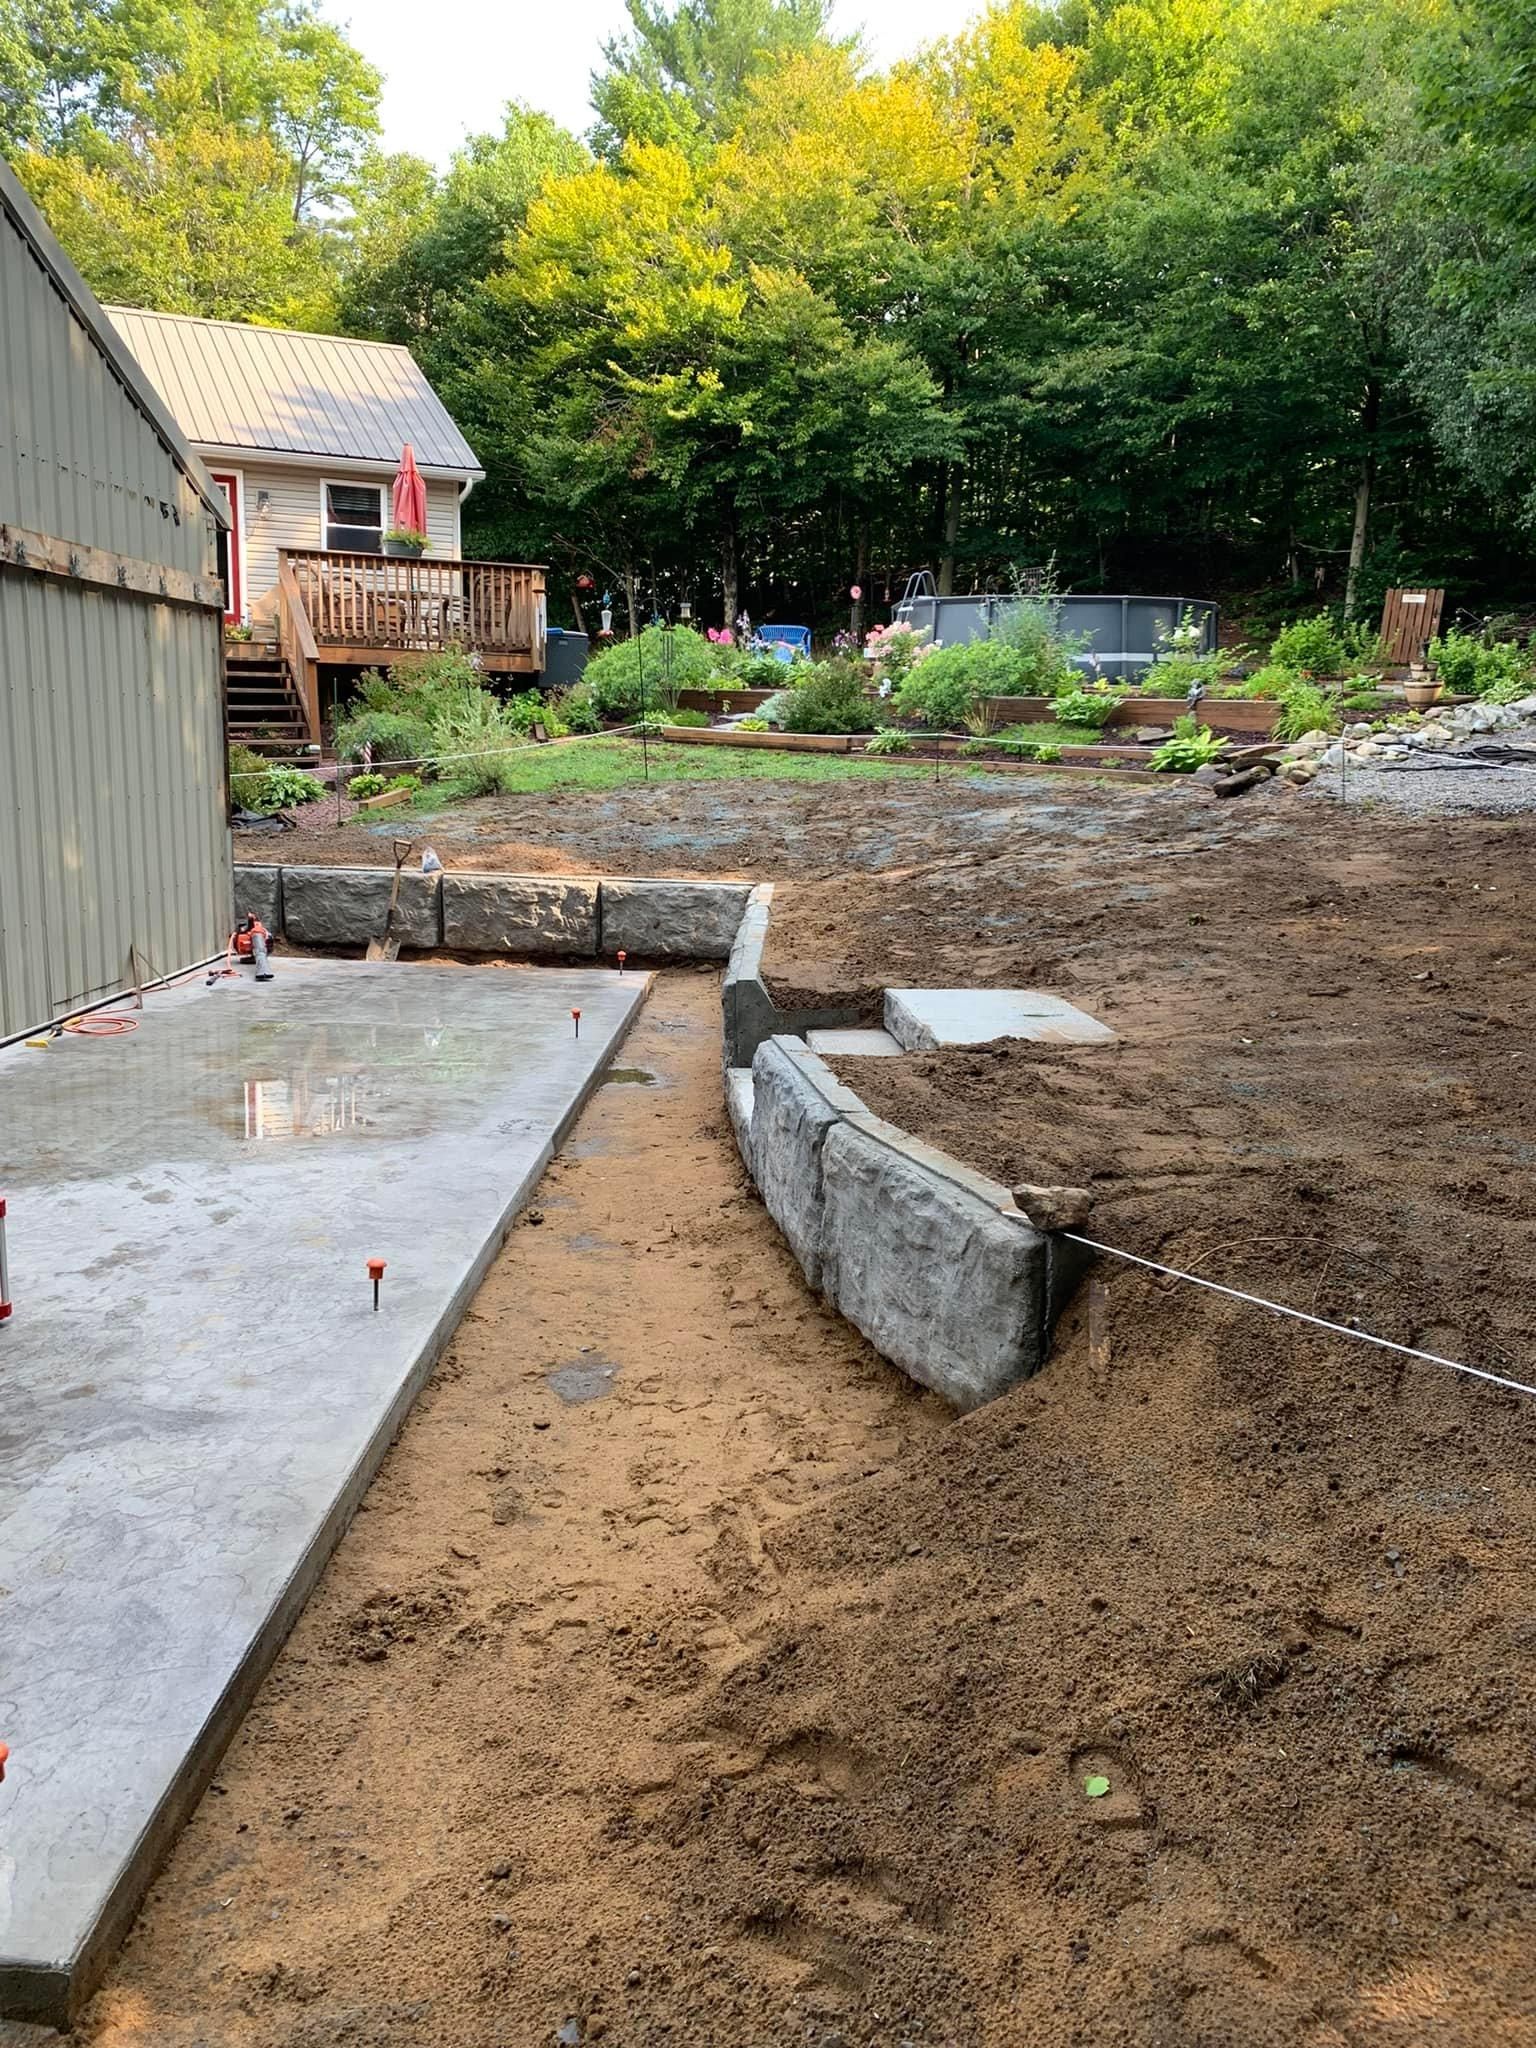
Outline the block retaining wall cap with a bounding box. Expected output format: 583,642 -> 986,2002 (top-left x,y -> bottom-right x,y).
279,866 -> 441,949
232,866 -> 281,933
441,873 -> 598,956
819,1119 -> 1050,1412
599,879 -> 751,960
747,1037 -> 850,1290
721,882 -> 864,1069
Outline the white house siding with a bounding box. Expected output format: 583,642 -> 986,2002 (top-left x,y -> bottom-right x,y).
219,459 -> 462,619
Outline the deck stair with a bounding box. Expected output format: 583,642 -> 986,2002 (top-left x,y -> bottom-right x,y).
224,640 -> 310,750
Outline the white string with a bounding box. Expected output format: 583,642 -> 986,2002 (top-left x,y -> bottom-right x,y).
1059,1231 -> 1536,1403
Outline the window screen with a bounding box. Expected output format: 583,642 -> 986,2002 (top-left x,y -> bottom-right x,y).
324,482 -> 384,552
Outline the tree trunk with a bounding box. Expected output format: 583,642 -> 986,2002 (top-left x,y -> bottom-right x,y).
851,519 -> 869,641
938,462 -> 962,596
623,564 -> 639,640
1344,379 -> 1381,620
722,512 -> 739,633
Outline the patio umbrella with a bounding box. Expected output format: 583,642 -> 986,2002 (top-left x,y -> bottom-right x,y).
391,443 -> 427,537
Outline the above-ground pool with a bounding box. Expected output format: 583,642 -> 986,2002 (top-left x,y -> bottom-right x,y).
893,580 -> 1218,682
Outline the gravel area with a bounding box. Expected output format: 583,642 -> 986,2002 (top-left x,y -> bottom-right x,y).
1302,755 -> 1536,817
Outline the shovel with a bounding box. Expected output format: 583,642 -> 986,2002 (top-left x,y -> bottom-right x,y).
366,840 -> 413,962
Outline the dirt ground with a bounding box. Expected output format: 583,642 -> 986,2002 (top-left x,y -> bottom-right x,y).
76,781 -> 1536,2045
234,769 -> 1217,883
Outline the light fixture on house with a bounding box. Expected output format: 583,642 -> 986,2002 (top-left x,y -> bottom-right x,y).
256,490 -> 271,515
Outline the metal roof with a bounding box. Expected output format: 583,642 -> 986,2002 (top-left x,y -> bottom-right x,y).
0,159 -> 228,526
105,307 -> 484,479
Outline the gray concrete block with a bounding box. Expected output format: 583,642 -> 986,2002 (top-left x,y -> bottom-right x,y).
232,865 -> 281,933
886,987 -> 1116,1050
600,878 -> 751,960
806,1028 -> 903,1056
819,1119 -> 1054,1411
726,1067 -> 755,1162
280,865 -> 441,949
441,873 -> 598,956
748,1037 -> 851,1289
721,882 -> 864,1069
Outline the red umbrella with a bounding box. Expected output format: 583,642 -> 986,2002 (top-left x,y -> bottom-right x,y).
391,443 -> 427,537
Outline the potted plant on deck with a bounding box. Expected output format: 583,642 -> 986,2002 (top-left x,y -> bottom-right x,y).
383,527 -> 430,559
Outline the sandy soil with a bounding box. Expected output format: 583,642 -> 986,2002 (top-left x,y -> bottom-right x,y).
76,970 -> 949,2048
78,783 -> 1536,2045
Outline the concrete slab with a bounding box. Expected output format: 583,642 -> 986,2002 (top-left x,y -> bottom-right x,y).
805,1028 -> 903,1056
885,988 -> 1117,1050
0,958 -> 648,2025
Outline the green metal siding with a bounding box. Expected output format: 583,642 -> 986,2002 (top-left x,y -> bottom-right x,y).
1,182 -> 231,1040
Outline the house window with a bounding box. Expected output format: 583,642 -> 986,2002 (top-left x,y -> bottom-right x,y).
323,481 -> 385,552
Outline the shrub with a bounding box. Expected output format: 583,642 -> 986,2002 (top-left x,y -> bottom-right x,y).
1269,612 -> 1345,674
388,772 -> 422,795
346,772 -> 389,799
893,639 -> 1031,726
993,599 -> 1087,694
737,715 -> 769,731
865,728 -> 912,755
1149,649 -> 1225,694
547,684 -> 599,734
228,743 -> 270,810
782,663 -> 877,734
1276,680 -> 1340,740
725,653 -> 791,688
1236,662 -> 1301,700
582,625 -> 717,716
1151,715 -> 1229,772
428,693 -> 524,796
1429,633 -> 1530,698
757,690 -> 794,728
667,707 -> 711,727
334,707 -> 436,766
863,622 -> 931,682
1052,685 -> 1123,731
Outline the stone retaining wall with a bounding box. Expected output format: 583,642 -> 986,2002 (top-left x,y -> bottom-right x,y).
735,1034 -> 1087,1412
234,866 -> 749,962
721,882 -> 864,1069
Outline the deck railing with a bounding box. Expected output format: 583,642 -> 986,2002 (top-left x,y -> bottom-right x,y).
281,549 -> 546,665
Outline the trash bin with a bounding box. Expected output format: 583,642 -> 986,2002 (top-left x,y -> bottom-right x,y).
543,628 -> 589,686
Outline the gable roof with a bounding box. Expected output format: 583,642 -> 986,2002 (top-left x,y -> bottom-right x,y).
0,159 -> 228,526
106,306 -> 484,479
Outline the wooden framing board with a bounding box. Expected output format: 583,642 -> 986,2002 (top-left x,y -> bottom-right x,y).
1,522 -> 224,611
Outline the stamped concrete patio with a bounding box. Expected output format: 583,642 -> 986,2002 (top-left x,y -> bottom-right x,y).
0,957 -> 648,2025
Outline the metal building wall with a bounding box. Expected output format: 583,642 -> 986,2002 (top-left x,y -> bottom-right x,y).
0,180 -> 230,1041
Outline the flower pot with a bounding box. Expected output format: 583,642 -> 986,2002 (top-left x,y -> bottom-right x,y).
1403,675 -> 1443,712
383,539 -> 424,558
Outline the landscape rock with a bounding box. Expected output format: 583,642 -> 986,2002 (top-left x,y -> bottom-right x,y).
600,879 -> 751,960
441,873 -> 598,956
280,865 -> 441,948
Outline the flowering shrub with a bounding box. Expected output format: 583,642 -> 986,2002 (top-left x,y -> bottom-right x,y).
864,622 -> 932,682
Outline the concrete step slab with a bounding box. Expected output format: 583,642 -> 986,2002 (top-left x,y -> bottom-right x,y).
805,1027 -> 904,1056
885,987 -> 1116,1050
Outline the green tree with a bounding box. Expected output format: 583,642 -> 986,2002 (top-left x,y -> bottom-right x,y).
591,0 -> 840,155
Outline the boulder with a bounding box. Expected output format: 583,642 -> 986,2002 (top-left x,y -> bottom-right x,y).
441,873 -> 598,956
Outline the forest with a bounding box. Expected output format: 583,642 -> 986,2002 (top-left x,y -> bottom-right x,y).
5,0 -> 1536,634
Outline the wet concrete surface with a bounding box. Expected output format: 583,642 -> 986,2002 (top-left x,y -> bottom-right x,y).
0,958 -> 648,2024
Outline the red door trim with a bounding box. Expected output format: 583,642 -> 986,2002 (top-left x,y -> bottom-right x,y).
210,470 -> 243,626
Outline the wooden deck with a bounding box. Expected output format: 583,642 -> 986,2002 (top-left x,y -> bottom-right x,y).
271,547 -> 547,740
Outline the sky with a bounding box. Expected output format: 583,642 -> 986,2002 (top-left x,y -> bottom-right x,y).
329,0 -> 970,169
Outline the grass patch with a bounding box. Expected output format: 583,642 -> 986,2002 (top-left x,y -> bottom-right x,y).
412,735 -> 956,802
995,720 -> 1116,748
